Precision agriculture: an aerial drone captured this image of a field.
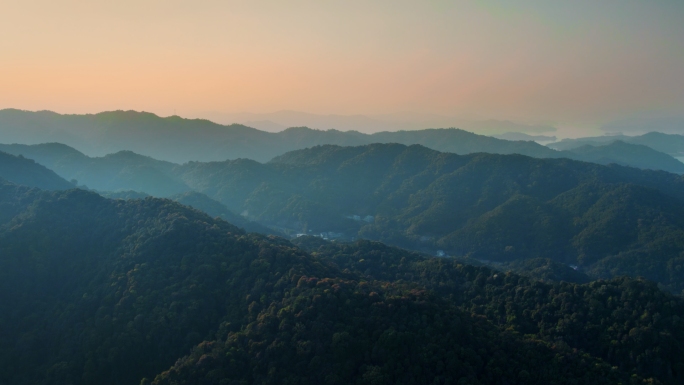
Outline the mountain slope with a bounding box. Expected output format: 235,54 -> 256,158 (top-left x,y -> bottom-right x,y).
168,191 -> 279,235
0,143 -> 189,195
1,184 -> 682,384
562,140 -> 684,173
290,238 -> 684,383
0,184 -> 325,385
0,151 -> 74,190
550,132 -> 684,156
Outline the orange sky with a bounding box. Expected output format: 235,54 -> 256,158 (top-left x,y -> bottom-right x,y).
1,1 -> 683,129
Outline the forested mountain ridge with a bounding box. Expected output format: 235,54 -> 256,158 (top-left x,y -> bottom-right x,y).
288,238 -> 684,383
0,183 -> 323,385
562,140 -> 684,173
173,144 -> 684,293
168,191 -> 279,235
0,145 -> 274,237
4,139 -> 684,292
0,182 -> 682,384
0,150 -> 74,190
0,143 -> 189,196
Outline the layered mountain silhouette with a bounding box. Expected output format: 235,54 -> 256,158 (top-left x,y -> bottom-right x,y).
0,109 -> 556,163
550,132 -> 684,156
4,140 -> 684,292
562,140 -> 684,173
0,144 -> 188,195
3,109 -> 683,173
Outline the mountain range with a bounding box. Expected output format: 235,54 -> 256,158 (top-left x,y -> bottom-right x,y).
193,110 -> 559,135
0,179 -> 682,384
550,132 -> 684,156
0,109 -> 557,163
3,110 -> 684,177
170,143 -> 684,293
4,123 -> 684,383
4,141 -> 684,294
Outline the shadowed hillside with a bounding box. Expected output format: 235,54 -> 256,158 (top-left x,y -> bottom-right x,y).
1,183 -> 682,384
0,143 -> 189,196
0,151 -> 74,190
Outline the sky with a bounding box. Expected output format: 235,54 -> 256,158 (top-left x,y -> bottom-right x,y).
1,0 -> 683,134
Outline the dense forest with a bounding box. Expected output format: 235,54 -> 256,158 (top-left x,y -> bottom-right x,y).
1,181 -> 683,384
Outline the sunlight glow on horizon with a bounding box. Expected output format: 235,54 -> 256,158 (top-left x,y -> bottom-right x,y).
1,1 -> 683,129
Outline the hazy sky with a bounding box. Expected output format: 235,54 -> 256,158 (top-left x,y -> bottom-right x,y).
1,0 -> 683,129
